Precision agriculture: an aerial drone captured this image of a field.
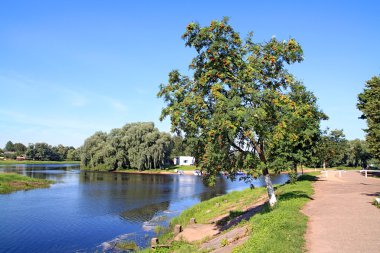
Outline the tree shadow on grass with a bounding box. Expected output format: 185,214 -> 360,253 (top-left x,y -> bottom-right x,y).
298,174 -> 319,182
215,174 -> 317,232
216,202 -> 267,231
278,191 -> 314,201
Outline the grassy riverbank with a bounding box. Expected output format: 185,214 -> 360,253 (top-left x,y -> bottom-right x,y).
234,173 -> 316,253
0,173 -> 53,194
0,160 -> 80,165
140,172 -> 318,252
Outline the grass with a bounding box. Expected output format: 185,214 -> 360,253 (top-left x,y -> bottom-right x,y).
305,166 -> 362,171
169,187 -> 266,228
165,165 -> 198,171
233,173 -> 317,253
0,173 -> 53,194
334,166 -> 362,171
138,172 -> 318,253
0,160 -> 80,165
115,241 -> 139,251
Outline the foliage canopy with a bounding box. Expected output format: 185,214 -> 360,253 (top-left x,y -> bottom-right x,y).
357,75 -> 380,161
158,18 -> 325,180
81,122 -> 172,171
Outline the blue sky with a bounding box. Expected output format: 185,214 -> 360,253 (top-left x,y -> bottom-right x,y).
1,0 -> 379,148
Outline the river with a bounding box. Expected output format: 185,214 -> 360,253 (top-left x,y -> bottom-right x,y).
0,164 -> 289,252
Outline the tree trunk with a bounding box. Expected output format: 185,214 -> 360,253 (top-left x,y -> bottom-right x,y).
263,168 -> 277,206
301,163 -> 304,174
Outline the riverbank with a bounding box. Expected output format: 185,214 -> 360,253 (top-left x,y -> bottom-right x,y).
113,165 -> 198,175
0,160 -> 80,165
138,172 -> 318,252
0,173 -> 53,194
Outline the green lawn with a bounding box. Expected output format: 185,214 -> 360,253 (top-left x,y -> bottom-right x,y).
0,160 -> 80,165
305,166 -> 362,171
0,173 -> 53,194
233,173 -> 317,253
138,172 -> 318,253
165,165 -> 198,171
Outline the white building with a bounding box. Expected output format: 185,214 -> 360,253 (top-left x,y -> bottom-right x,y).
173,156 -> 195,166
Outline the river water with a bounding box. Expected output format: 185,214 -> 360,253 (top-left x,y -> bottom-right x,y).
0,164 -> 288,253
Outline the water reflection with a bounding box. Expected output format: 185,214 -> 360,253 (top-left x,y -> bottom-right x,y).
78,172 -> 230,223
0,164 -> 289,253
120,201 -> 170,222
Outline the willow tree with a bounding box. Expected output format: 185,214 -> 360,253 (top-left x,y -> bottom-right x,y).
81,122 -> 172,171
158,18 -> 323,206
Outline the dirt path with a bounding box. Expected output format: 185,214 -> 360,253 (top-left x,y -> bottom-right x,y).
173,198 -> 267,252
303,171 -> 380,253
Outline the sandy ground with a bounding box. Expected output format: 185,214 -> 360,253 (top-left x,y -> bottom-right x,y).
173,197 -> 267,252
302,170 -> 380,253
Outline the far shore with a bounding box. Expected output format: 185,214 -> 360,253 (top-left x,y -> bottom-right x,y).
114,169 -> 197,175
0,160 -> 80,165
114,168 -> 323,176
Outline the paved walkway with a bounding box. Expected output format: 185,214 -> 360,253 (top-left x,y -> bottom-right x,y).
303,170 -> 380,253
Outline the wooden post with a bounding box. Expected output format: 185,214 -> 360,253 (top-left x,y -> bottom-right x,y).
151,238 -> 159,249
365,170 -> 368,178
174,224 -> 182,236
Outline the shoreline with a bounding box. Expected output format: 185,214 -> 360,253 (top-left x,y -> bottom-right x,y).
113,169 -> 196,175
138,172 -> 318,252
0,160 -> 80,165
114,168 -> 322,176
0,173 -> 53,194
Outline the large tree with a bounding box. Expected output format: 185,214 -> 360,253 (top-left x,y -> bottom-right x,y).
26,143 -> 59,161
357,75 -> 380,161
315,129 -> 348,168
4,141 -> 15,152
158,18 -> 324,206
346,139 -> 371,168
13,143 -> 27,155
81,122 -> 172,171
170,135 -> 193,160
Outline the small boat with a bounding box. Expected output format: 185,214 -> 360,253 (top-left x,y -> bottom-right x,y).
177,170 -> 184,175
193,169 -> 201,176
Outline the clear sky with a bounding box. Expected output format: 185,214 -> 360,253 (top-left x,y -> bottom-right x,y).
1,0 -> 379,148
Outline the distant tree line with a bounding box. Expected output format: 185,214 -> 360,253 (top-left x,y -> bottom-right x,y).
81,122 -> 172,171
310,74 -> 380,169
1,140 -> 81,161
308,129 -> 372,169
1,123 -> 194,168
1,126 -> 374,169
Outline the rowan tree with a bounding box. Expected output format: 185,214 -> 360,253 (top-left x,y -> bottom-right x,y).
158,18 -> 324,206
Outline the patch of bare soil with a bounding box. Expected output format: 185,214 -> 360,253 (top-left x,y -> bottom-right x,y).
174,197 -> 267,252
